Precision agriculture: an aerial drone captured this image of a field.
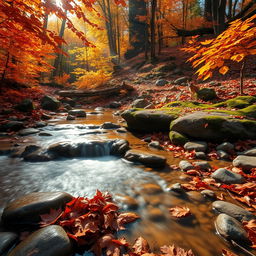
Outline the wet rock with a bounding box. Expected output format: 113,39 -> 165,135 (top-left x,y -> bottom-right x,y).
109,101 -> 122,109
121,109 -> 177,132
179,160 -> 194,171
169,131 -> 188,146
184,141 -> 208,152
195,152 -> 207,160
211,168 -> 245,184
201,190 -> 216,200
217,150 -> 230,160
170,111 -> 256,141
148,141 -> 163,150
2,192 -> 73,229
193,161 -> 211,171
95,107 -> 104,111
124,150 -> 166,168
156,79 -> 168,86
21,145 -> 41,158
34,121 -> 47,128
41,95 -> 60,111
68,109 -> 86,117
41,113 -> 51,120
147,207 -> 165,221
143,137 -> 151,143
167,183 -> 184,193
196,88 -> 217,101
38,132 -> 52,137
0,232 -> 18,255
15,99 -> 34,112
187,191 -> 205,202
66,115 -> 75,121
60,98 -> 76,107
233,155 -> 256,170
131,99 -> 150,108
0,121 -> 24,132
216,142 -> 234,153
241,147 -> 256,156
116,128 -> 127,133
140,183 -> 163,195
212,201 -> 255,222
101,122 -> 121,129
23,151 -> 55,162
110,139 -> 130,156
115,195 -> 138,210
8,225 -> 72,256
174,76 -> 189,85
215,214 -> 249,244
18,128 -> 40,136
179,174 -> 192,181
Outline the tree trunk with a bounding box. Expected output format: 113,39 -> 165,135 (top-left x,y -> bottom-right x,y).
52,11 -> 67,79
217,0 -> 227,34
227,0 -> 233,19
150,0 -> 157,62
240,60 -> 246,95
125,0 -> 147,59
204,0 -> 212,21
211,0 -> 218,34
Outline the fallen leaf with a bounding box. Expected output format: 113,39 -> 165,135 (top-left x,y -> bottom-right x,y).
161,245 -> 195,256
169,206 -> 191,218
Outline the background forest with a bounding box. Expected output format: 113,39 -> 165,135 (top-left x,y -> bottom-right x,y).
1,0 -> 255,90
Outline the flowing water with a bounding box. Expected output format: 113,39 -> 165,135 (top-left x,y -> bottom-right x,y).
0,110 -> 253,256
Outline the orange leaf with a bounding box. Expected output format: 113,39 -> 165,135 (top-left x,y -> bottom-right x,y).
219,66 -> 229,75
169,206 -> 191,218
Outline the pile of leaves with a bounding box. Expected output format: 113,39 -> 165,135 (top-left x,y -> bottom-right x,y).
39,190 -> 195,256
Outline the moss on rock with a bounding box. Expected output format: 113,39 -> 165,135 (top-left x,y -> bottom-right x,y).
169,131 -> 188,145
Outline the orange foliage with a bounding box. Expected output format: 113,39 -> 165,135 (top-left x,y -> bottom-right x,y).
54,73 -> 71,87
183,14 -> 256,81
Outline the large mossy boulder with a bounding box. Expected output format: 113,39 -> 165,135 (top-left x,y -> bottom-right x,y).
215,96 -> 256,109
121,109 -> 178,132
170,111 -> 256,142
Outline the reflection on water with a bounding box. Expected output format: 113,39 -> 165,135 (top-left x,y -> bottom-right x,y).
0,111 -> 253,256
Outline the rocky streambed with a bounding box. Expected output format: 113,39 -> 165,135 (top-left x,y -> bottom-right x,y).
0,107 -> 255,256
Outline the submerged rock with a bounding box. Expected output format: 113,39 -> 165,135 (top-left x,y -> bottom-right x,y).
124,150 -> 166,168
212,201 -> 255,222
215,214 -> 249,244
8,225 -> 72,256
2,192 -> 73,229
211,168 -> 245,184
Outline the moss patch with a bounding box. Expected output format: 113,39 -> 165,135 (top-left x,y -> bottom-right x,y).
169,131 -> 188,146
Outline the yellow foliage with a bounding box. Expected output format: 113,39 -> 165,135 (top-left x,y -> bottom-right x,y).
73,70 -> 112,89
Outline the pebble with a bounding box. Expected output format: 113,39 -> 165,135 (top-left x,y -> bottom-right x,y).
184,141 -> 208,152
211,168 -> 245,184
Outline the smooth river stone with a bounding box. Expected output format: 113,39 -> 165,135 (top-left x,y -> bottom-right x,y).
2,192 -> 73,229
211,168 -> 245,184
212,201 -> 255,222
215,214 -> 249,244
178,160 -> 194,171
184,141 -> 208,152
8,225 -> 72,256
233,155 -> 256,170
0,232 -> 18,255
124,150 -> 166,168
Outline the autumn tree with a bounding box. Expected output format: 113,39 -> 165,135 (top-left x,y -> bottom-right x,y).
183,14 -> 256,94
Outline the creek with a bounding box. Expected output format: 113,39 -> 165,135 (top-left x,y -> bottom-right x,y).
0,110 -> 250,256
